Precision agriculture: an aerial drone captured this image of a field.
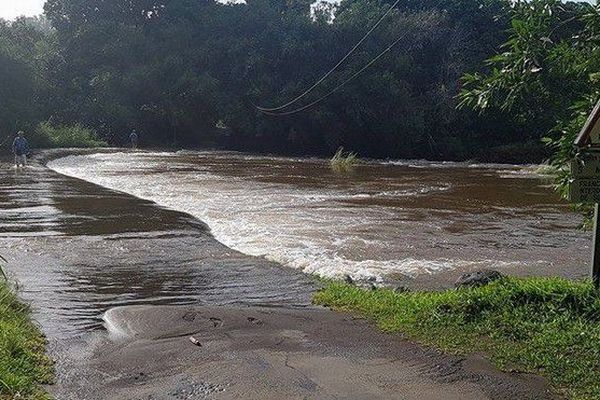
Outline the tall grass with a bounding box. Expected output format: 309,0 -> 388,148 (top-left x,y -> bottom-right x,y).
35,121 -> 107,148
330,147 -> 359,172
315,277 -> 600,400
0,261 -> 52,399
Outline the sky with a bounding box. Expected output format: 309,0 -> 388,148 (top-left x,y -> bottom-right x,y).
0,0 -> 595,21
0,0 -> 45,20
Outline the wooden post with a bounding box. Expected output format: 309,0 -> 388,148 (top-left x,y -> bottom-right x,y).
592,204 -> 600,289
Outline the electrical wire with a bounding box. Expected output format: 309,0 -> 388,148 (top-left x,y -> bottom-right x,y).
255,0 -> 402,112
259,36 -> 406,116
259,11 -> 438,117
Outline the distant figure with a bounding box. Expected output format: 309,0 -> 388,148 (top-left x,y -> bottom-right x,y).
12,131 -> 29,167
129,129 -> 139,149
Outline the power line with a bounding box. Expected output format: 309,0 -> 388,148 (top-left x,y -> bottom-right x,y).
260,12 -> 437,117
255,0 -> 402,113
259,35 -> 406,116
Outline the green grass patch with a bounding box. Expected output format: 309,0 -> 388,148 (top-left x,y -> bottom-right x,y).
35,121 -> 107,148
0,269 -> 53,399
314,277 -> 600,400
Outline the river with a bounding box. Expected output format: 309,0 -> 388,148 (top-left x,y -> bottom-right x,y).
0,150 -> 588,398
48,150 -> 589,283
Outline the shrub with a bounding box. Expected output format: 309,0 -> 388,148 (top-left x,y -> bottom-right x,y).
330,147 -> 359,172
35,121 -> 107,148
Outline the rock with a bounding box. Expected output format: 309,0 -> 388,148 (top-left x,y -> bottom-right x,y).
455,270 -> 504,289
189,336 -> 202,347
344,275 -> 354,285
367,276 -> 377,282
356,282 -> 377,290
394,286 -> 409,293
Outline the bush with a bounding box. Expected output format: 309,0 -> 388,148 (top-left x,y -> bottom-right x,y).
35,121 -> 107,148
330,147 -> 359,172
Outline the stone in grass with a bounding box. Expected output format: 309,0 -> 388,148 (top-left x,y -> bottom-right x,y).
343,275 -> 380,290
455,270 -> 504,289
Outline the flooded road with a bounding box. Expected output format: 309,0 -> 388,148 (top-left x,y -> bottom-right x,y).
50,151 -> 590,282
0,156 -> 315,339
0,150 -> 584,399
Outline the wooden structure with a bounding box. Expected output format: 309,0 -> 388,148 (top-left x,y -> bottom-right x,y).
572,98 -> 600,287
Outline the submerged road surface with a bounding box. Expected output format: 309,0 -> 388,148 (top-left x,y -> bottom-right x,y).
50,151 -> 589,285
0,150 -> 563,399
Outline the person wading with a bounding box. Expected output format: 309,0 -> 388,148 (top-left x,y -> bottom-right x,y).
12,131 -> 29,168
130,129 -> 139,150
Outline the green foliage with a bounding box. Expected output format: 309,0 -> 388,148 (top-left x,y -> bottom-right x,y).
0,274 -> 52,399
315,277 -> 600,400
0,16 -> 59,149
31,0 -> 516,159
34,121 -> 107,148
459,0 -> 600,204
460,0 -> 569,114
0,0 -> 594,162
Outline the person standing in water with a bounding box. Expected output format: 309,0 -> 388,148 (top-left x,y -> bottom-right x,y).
129,129 -> 139,149
12,131 -> 29,168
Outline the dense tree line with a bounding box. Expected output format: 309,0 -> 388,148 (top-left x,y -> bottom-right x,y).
0,17 -> 54,143
0,0 -> 596,162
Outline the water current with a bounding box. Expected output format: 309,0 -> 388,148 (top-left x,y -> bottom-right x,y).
49,151 -> 588,282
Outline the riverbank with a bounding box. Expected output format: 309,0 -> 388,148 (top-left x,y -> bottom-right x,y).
0,276 -> 53,399
315,278 -> 600,400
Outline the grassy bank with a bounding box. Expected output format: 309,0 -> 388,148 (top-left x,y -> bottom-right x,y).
314,277 -> 600,400
0,271 -> 52,399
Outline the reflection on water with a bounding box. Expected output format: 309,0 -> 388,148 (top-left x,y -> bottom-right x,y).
50,151 -> 589,281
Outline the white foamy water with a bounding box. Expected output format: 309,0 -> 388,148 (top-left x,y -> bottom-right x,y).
48,151 -> 586,281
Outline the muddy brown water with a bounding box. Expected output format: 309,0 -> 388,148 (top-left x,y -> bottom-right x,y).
0,150 -> 591,339
0,150 -> 591,338
0,150 -> 584,399
0,156 -> 315,340
50,151 -> 590,282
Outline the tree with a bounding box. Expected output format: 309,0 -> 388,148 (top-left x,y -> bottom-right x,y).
0,0 -> 539,160
459,0 -> 600,196
0,17 -> 56,145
